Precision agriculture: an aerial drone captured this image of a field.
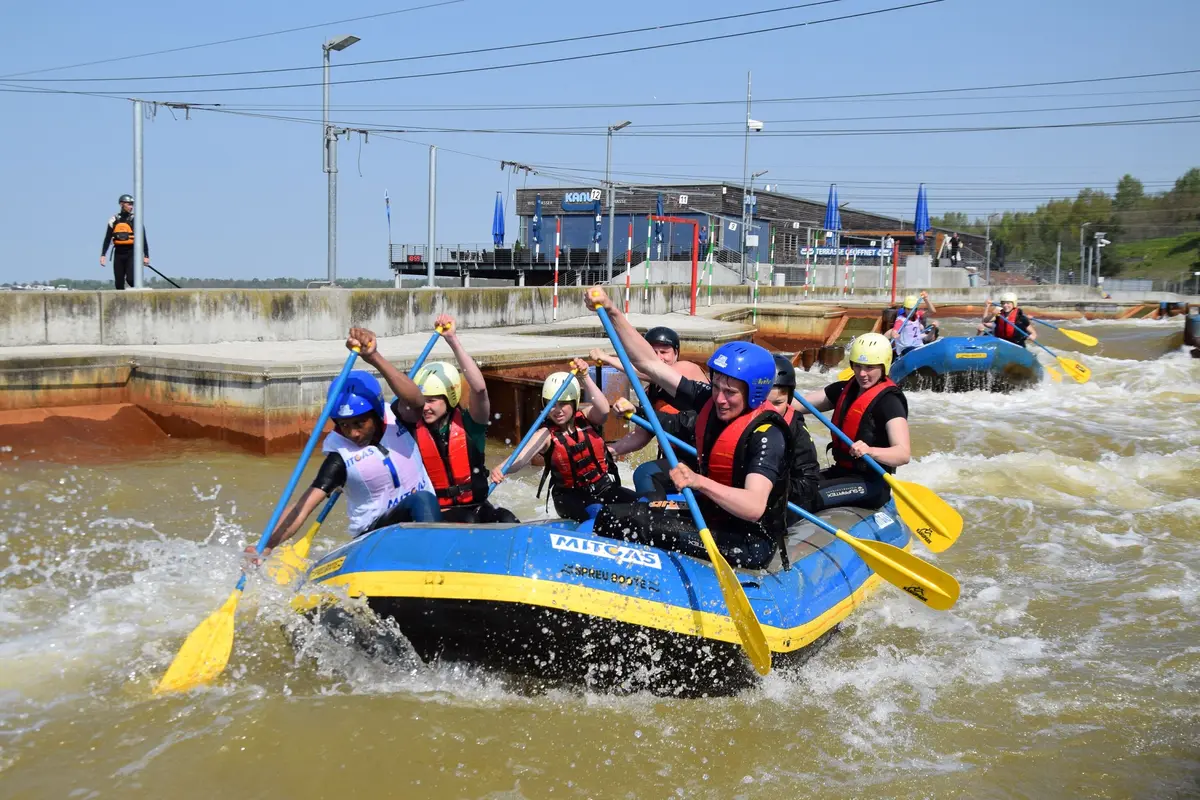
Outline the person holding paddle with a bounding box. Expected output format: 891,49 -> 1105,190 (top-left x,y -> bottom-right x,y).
489,358 -> 636,522
397,314 -> 519,525
596,325 -> 706,495
250,328 -> 441,559
978,291 -> 1036,347
799,332 -> 911,512
585,287 -> 792,570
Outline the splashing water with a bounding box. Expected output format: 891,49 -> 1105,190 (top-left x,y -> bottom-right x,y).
1,323 -> 1198,797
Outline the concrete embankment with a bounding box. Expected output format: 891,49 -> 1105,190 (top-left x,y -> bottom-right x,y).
0,285 -> 1163,455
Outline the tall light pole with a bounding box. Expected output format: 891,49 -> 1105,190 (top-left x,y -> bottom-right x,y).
604,120 -> 631,282
749,169 -> 768,265
740,72 -> 763,280
323,34 -> 360,287
1079,222 -> 1092,285
984,212 -> 998,286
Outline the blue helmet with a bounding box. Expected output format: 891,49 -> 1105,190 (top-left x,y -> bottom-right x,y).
328,370 -> 385,420
706,342 -> 776,408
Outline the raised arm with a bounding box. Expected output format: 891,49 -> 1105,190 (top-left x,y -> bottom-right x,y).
584,287 -> 682,396
437,314 -> 489,421
920,291 -> 937,314
348,327 -> 424,412
573,357 -> 610,428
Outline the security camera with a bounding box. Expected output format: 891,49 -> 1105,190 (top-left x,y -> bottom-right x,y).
747,119 -> 764,132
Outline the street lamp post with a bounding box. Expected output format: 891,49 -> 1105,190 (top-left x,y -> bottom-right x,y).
604,120 -> 631,282
1079,222 -> 1092,286
323,34 -> 360,287
749,169 -> 768,265
984,212 -> 998,287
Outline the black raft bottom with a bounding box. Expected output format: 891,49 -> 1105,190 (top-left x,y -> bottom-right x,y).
310,598 -> 836,697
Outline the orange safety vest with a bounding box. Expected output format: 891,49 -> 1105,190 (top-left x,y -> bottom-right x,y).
830,378 -> 901,473
545,412 -> 609,489
414,410 -> 484,508
112,218 -> 135,245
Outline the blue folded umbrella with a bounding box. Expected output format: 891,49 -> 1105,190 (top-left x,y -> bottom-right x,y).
492,191 -> 505,247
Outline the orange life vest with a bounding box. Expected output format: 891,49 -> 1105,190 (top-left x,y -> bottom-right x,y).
546,412 -> 609,489
414,410 -> 484,508
112,217 -> 134,245
830,378 -> 901,472
694,399 -> 776,487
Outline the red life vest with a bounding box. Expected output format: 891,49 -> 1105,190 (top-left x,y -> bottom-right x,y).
782,405 -> 796,425
831,378 -> 901,472
546,412 -> 609,489
994,308 -> 1023,342
414,410 -> 483,508
694,399 -> 777,487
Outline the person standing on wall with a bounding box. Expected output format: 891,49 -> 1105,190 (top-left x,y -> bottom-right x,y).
100,194 -> 149,290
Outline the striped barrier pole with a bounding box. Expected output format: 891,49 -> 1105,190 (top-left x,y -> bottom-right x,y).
553,217 -> 561,321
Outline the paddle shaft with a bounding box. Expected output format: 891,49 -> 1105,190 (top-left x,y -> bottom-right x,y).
488,365 -> 580,495
313,489 -> 342,525
410,329 -> 443,377
791,391 -> 891,481
596,308 -> 703,530
243,351 -> 359,590
146,263 -> 181,289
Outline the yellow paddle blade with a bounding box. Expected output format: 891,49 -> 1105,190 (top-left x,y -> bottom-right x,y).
832,529 -> 959,611
264,521 -> 320,587
1045,365 -> 1063,382
698,528 -> 772,676
1059,328 -> 1098,347
154,588 -> 241,695
1058,355 -> 1091,384
838,366 -> 853,380
886,477 -> 963,553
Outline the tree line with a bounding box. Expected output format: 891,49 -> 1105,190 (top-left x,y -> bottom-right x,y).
933,167 -> 1199,276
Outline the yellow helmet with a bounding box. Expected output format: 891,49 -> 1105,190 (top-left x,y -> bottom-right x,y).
848,332 -> 893,372
414,361 -> 462,408
903,294 -> 919,310
542,371 -> 581,405
999,291 -> 1018,305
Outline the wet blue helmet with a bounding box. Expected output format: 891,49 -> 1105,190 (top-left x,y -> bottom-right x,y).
328,371 -> 385,420
706,342 -> 775,408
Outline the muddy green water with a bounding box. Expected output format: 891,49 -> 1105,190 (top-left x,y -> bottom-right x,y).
2,320 -> 1198,798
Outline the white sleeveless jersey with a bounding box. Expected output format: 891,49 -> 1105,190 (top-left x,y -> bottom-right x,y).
895,316 -> 926,351
322,407 -> 432,536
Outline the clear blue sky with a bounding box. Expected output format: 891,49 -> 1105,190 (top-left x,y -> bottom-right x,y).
1,0 -> 1196,282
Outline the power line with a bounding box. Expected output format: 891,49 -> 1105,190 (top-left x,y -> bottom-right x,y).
162,86 -> 1200,114
0,0 -> 464,79
220,96 -> 1200,133
7,0 -> 849,83
3,1 -> 943,96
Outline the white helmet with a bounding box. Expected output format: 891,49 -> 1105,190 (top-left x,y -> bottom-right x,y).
999,291 -> 1018,305
542,371 -> 581,404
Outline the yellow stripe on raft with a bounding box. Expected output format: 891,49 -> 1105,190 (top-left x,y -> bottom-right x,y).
297,567 -> 888,654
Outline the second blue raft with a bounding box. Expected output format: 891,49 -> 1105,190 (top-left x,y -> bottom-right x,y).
890,335 -> 1042,392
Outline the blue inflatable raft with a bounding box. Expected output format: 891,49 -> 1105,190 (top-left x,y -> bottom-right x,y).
890,335 -> 1042,392
299,503 -> 912,694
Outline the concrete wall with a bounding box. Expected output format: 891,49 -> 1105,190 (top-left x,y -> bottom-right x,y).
0,283 -> 1127,348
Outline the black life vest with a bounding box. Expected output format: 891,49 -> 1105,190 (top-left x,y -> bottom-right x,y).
414,409 -> 487,508
829,379 -> 907,475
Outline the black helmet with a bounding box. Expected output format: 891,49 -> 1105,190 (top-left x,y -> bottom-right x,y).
118,194 -> 134,204
644,326 -> 680,352
773,354 -> 797,390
